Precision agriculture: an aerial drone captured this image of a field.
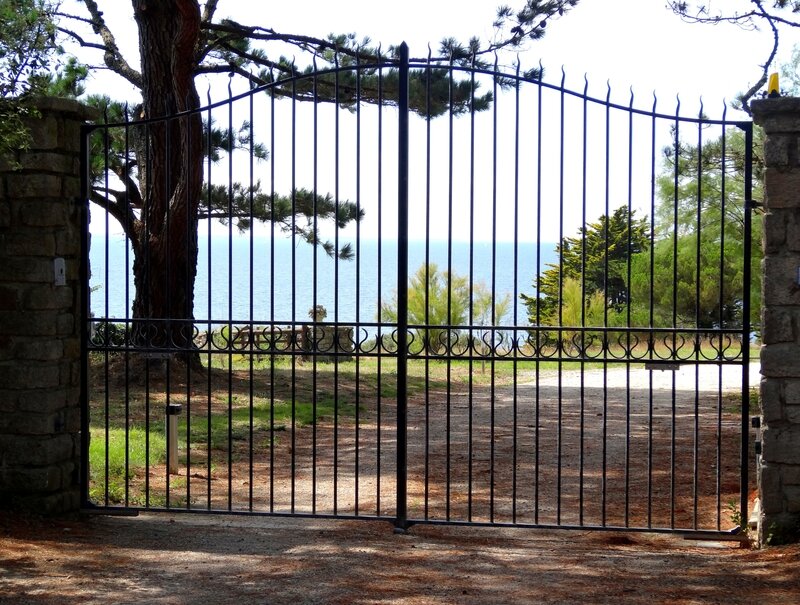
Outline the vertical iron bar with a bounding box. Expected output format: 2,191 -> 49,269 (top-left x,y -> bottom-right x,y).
165,111 -> 173,509
395,42 -> 410,531
312,57 -> 319,516
694,107 -> 704,529
624,88 -> 633,527
671,99 -> 681,529
248,82 -> 256,512
103,115 -> 110,507
647,95 -> 657,527
625,89 -> 635,527
79,124 -> 92,508
354,51 -> 362,517
557,68 -> 566,525
226,84 -> 234,512
124,111 -> 131,509
424,48 -> 433,520
602,83 -> 611,526
333,51 -> 341,517
446,52 -> 454,522
467,53 -> 476,522
206,93 -> 213,510
143,117 -> 151,509
490,53 -> 499,524
534,64 -> 543,525
741,122 -> 753,531
376,46 -> 384,517
290,69 -> 298,514
511,59 -> 521,525
184,102 -> 192,511
269,73 -> 276,514
579,76 -> 588,527
717,111 -> 728,530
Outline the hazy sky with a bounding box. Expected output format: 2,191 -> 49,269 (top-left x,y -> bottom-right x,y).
67,0 -> 786,111
70,0 -> 789,241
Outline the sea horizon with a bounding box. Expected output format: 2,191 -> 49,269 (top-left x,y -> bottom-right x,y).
90,233 -> 559,327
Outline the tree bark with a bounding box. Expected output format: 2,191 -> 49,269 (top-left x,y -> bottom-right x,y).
130,0 -> 204,362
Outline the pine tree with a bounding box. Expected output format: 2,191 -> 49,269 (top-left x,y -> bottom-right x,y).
51,0 -> 579,359
520,206 -> 649,326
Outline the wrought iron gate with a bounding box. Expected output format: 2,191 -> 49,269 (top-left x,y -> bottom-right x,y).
82,44 -> 755,536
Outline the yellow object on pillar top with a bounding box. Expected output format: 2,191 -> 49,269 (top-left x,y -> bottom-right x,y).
768,73 -> 780,98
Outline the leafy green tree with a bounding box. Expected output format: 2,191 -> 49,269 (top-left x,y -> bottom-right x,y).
629,126 -> 762,330
521,206 -> 650,325
382,263 -> 510,355
54,0 -> 579,355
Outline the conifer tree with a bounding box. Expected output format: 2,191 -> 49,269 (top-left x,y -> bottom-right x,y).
51,0 -> 579,357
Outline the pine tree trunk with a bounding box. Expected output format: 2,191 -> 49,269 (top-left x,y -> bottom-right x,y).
129,0 -> 203,364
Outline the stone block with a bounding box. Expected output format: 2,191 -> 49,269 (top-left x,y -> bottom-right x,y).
752,98 -> 800,133
61,176 -> 81,199
56,313 -> 74,336
0,202 -> 9,227
787,405 -> 800,424
0,433 -> 74,466
64,258 -> 79,281
760,462 -> 784,515
0,362 -> 60,390
7,175 -> 62,199
763,211 -> 788,253
764,168 -> 800,209
782,465 -> 800,485
786,487 -> 800,513
761,307 -> 794,344
762,256 -> 800,306
14,339 -> 63,361
24,285 -> 73,311
0,465 -> 63,492
763,134 -> 798,168
1,488 -> 80,515
762,344 -> 800,378
65,407 -> 80,433
762,425 -> 800,464
62,337 -> 80,359
19,200 -> 67,226
18,152 -> 73,174
0,258 -> 54,283
17,388 -> 69,413
0,310 -> 61,337
0,411 -> 62,435
55,230 -> 80,256
0,286 -> 19,311
785,380 -> 800,405
25,115 -> 59,150
761,378 -> 784,424
0,389 -> 19,412
60,120 -> 83,153
0,232 -> 57,257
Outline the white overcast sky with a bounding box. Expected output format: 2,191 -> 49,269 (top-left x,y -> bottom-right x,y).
71,0 -> 794,242
68,0 -> 790,112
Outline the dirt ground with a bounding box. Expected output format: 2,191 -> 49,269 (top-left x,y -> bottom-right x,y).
1,510 -> 799,605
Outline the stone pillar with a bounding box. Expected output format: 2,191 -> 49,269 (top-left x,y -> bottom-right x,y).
0,98 -> 97,513
752,98 -> 800,544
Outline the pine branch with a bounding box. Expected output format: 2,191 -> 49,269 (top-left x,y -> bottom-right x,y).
56,26 -> 107,51
80,0 -> 143,89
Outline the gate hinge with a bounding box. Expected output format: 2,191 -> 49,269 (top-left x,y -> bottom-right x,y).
746,199 -> 763,211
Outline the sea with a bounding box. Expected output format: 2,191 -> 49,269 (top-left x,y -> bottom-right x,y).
90,235 -> 559,328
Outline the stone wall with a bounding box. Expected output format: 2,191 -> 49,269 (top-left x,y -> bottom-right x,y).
752,98 -> 800,544
0,98 -> 97,513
